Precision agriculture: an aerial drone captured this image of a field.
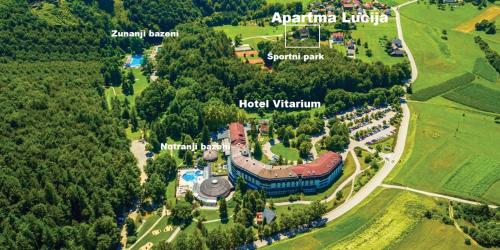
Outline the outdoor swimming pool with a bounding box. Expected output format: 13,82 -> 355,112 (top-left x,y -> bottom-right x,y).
181,170 -> 203,182
129,55 -> 144,67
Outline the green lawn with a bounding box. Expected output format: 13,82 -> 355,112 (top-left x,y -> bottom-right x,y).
130,215 -> 175,250
105,68 -> 149,107
400,2 -> 488,92
472,58 -> 498,82
270,143 -> 300,161
388,99 -> 500,204
350,16 -> 406,65
370,135 -> 395,153
213,24 -> 284,42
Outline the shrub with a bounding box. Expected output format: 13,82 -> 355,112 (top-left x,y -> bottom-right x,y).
464,238 -> 471,245
411,72 -> 475,101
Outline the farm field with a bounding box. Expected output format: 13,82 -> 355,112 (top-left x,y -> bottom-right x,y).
454,5 -> 500,32
392,219 -> 482,250
442,81 -> 500,114
270,143 -> 300,161
387,99 -> 500,204
472,58 -> 498,82
264,188 -> 464,250
399,3 -> 487,91
350,16 -> 406,65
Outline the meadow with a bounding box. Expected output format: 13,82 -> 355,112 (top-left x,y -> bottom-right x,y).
392,219 -> 482,250
399,2 -> 487,92
388,99 -> 500,204
105,68 -> 149,108
350,16 -> 406,65
263,188 -> 468,250
213,24 -> 285,49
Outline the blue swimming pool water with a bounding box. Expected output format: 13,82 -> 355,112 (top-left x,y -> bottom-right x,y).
129,55 -> 144,67
182,170 -> 203,182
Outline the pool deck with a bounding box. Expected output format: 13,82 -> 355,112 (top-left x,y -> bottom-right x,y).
176,168 -> 206,198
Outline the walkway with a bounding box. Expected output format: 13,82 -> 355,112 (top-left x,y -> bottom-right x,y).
393,0 -> 418,83
127,207 -> 168,250
130,140 -> 148,184
381,184 -> 498,208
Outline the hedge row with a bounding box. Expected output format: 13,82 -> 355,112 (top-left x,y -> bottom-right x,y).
411,72 -> 476,101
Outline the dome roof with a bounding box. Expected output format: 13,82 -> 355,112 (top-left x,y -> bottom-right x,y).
199,177 -> 232,198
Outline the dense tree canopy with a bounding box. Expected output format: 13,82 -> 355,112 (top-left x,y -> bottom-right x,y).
0,62 -> 140,249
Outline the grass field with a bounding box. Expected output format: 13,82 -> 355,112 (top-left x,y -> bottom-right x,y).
472,58 -> 498,82
400,3 -> 487,91
264,188 -> 402,250
350,17 -> 406,65
130,215 -> 175,250
388,99 -> 500,204
392,219 -> 482,250
442,81 -> 500,114
266,0 -> 313,5
270,143 -> 300,161
105,68 -> 149,108
455,5 -> 500,32
264,188 -> 468,250
214,24 -> 284,41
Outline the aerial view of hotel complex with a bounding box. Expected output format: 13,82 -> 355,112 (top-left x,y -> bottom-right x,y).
0,0 -> 499,249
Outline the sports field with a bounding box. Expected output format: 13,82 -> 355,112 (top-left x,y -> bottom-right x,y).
399,3 -> 486,92
388,99 -> 500,204
455,5 -> 500,32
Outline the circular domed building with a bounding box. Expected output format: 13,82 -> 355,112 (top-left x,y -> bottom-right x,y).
193,177 -> 233,206
202,149 -> 218,162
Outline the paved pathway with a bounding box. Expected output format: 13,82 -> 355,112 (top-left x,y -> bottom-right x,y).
167,227 -> 181,243
127,207 -> 167,250
393,0 -> 418,83
381,184 -> 498,208
130,140 -> 148,184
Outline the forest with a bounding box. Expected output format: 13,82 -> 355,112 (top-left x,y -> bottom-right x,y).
0,61 -> 140,249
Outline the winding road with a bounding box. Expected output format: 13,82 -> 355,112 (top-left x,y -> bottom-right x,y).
253,1 -> 419,247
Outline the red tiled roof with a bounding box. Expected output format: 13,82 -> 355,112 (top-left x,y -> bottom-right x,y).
229,122 -> 343,180
229,123 -> 246,146
291,152 -> 342,177
331,32 -> 344,39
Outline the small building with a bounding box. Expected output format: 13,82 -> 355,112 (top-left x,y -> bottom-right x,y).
259,120 -> 270,134
331,32 -> 344,44
234,44 -> 252,52
343,3 -> 354,9
390,38 -> 405,57
384,8 -> 391,16
299,28 -> 309,39
263,208 -> 276,224
203,149 -> 218,162
363,2 -> 374,9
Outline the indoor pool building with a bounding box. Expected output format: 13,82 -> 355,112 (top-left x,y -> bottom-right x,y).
227,123 -> 344,196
